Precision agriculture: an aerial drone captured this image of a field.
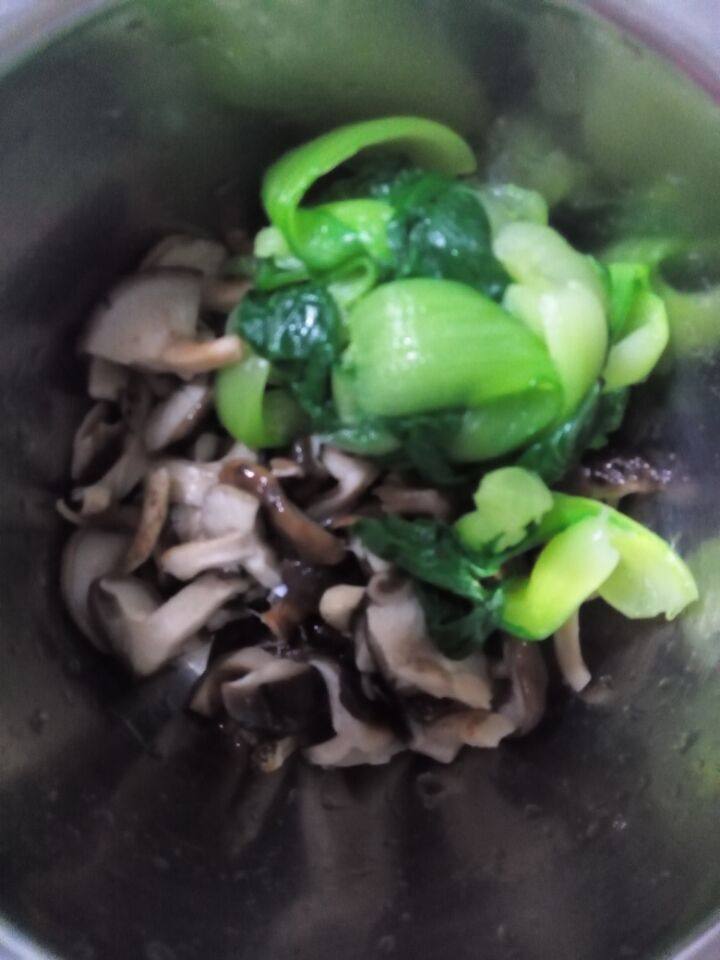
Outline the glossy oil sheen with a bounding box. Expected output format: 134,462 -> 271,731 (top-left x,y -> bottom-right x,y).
0,2 -> 719,959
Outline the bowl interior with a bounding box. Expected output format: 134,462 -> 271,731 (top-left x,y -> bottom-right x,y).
0,2 -> 719,958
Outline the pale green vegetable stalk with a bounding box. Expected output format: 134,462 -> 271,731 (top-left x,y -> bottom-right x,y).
502,517 -> 620,638
475,183 -> 549,236
602,290 -> 669,390
454,466 -> 553,550
503,282 -> 608,414
336,277 -> 562,417
494,222 -> 607,306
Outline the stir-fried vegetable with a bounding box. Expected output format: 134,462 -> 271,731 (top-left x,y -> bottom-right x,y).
262,116 -> 476,275
336,279 -> 561,418
214,115 -> 697,659
455,473 -> 698,640
220,117 -> 673,476
62,112 -> 707,772
359,468 -> 696,654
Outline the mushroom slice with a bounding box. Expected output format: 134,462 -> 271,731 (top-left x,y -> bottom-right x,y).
82,269 -> 199,365
319,584 -> 366,634
161,484 -> 280,589
143,381 -> 212,453
306,448 -> 379,521
160,444 -> 256,507
554,612 -> 591,693
304,658 -> 402,768
61,527 -> 131,647
374,483 -> 452,520
141,234 -> 227,276
87,357 -> 129,403
262,561 -> 334,640
71,402 -> 124,481
220,460 -> 345,566
221,658 -> 333,745
90,572 -> 246,675
170,504 -> 204,542
201,484 -> 281,589
200,483 -> 259,538
162,460 -> 222,508
500,637 -> 549,736
161,533 -> 260,583
156,335 -> 244,377
81,269 -> 243,377
410,710 -> 516,764
191,646 -> 276,716
122,467 -> 170,573
364,576 -> 492,709
72,434 -> 147,516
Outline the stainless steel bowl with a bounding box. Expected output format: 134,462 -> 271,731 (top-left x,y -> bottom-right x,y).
1,2 -> 719,958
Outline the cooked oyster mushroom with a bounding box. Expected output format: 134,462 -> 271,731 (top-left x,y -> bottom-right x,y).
141,234 -> 227,276
70,402 -> 124,482
410,709 -> 515,763
304,658 -> 402,767
61,527 -> 131,646
499,638 -> 549,736
220,460 -> 345,566
81,269 -> 243,377
122,467 -> 170,573
554,612 -> 591,692
160,484 -> 281,588
306,447 -> 379,521
363,576 -> 492,709
143,381 -> 212,453
72,434 -> 147,516
89,572 -> 247,675
319,584 -> 366,634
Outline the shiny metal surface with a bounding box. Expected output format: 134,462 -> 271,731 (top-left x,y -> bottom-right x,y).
0,3 -> 719,959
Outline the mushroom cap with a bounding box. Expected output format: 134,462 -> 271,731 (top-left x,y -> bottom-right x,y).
144,381 -> 212,453
374,483 -> 453,520
410,710 -> 515,763
201,484 -> 259,538
306,447 -> 379,521
500,638 -> 549,736
89,572 -> 247,675
141,234 -> 227,277
71,402 -> 124,482
81,269 -> 202,369
61,527 -> 131,647
319,584 -> 366,634
72,434 -> 148,516
161,483 -> 280,588
122,467 -> 171,573
304,658 -> 402,768
364,576 -> 492,709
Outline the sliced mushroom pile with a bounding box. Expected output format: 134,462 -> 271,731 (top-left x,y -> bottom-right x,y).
60,232 -> 599,771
